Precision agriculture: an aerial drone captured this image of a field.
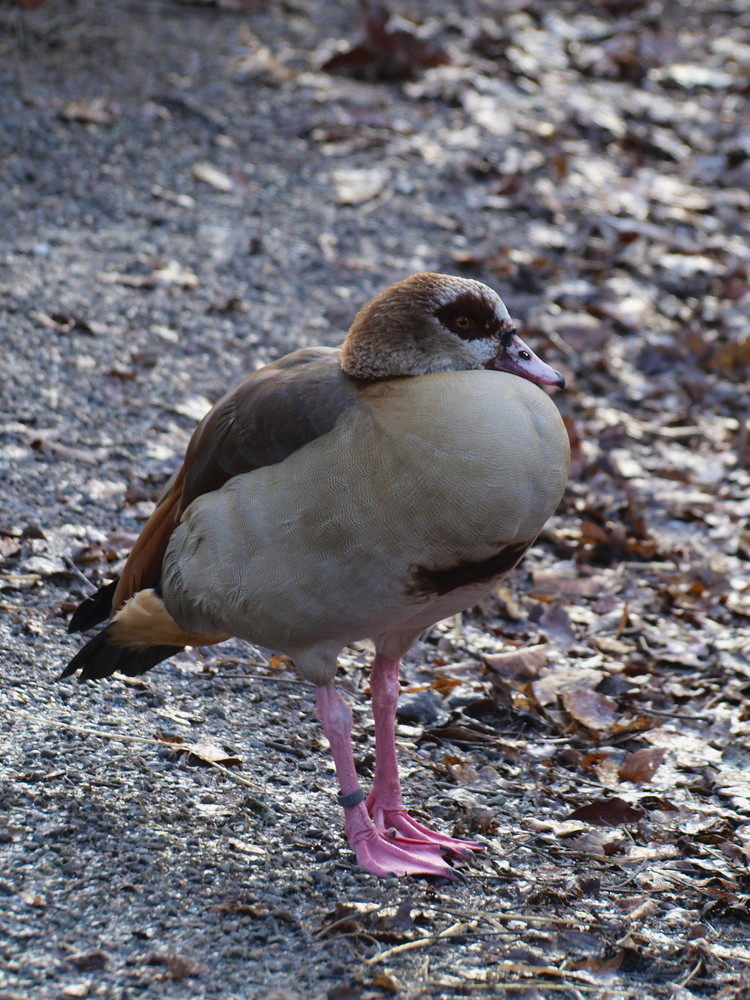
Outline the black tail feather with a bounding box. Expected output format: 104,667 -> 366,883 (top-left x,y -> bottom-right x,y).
68,579 -> 119,634
60,627 -> 183,681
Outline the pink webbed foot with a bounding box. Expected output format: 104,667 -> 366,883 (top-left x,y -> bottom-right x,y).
366,796 -> 485,857
345,802 -> 459,878
316,680 -> 481,878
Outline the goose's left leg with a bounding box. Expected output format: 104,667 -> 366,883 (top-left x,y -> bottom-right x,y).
365,653 -> 484,857
316,682 -> 457,877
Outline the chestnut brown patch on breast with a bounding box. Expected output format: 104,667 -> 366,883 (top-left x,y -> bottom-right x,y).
407,540 -> 532,597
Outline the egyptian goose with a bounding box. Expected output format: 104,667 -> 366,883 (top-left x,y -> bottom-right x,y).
63,272 -> 569,878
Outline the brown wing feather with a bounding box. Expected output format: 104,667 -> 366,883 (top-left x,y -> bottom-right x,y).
177,347 -> 353,513
109,346 -> 357,613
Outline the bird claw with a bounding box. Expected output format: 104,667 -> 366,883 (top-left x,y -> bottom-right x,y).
344,802 -> 470,878
368,802 -> 484,857
350,825 -> 459,878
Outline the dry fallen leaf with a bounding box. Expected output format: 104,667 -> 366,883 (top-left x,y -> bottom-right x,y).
567,797 -> 645,827
372,970 -> 401,992
320,0 -> 447,81
561,689 -> 619,734
182,742 -> 242,768
483,643 -> 548,681
538,600 -> 577,650
618,747 -> 666,784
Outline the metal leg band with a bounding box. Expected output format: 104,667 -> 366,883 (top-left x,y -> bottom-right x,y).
337,787 -> 367,808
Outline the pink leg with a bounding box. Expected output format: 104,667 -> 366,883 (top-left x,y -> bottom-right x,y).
316,683 -> 456,878
366,654 -> 484,856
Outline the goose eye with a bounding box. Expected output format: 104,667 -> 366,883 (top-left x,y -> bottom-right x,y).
455,316 -> 471,329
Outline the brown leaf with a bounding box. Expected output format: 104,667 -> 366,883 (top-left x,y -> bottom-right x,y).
372,971 -> 401,992
268,654 -> 293,670
483,643 -> 548,681
580,519 -> 612,546
69,950 -> 108,971
708,335 -> 750,373
538,600 -> 577,651
446,759 -> 481,785
532,664 -> 606,709
429,676 -> 463,696
561,689 -> 618,733
206,296 -> 246,315
318,901 -> 377,937
321,1 -> 447,81
592,756 -> 621,787
70,543 -> 117,567
576,951 -> 626,974
619,747 -> 666,783
567,797 -> 645,827
182,742 -> 242,768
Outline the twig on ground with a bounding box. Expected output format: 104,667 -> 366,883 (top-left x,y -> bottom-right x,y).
14,707 -> 269,793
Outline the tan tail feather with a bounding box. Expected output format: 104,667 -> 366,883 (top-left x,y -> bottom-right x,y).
109,589 -> 230,651
113,469 -> 185,612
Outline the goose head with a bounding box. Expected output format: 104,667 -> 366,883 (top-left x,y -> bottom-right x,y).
340,272 -> 564,388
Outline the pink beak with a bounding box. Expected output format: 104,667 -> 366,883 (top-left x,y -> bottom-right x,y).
489,331 -> 565,388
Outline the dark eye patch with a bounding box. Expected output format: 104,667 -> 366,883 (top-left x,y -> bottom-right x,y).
435,291 -> 503,341
500,325 -> 516,348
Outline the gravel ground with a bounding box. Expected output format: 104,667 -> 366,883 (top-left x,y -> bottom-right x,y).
2,2 -> 750,998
